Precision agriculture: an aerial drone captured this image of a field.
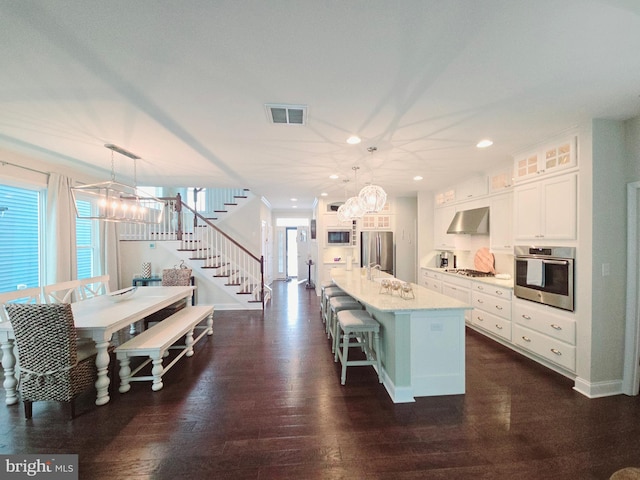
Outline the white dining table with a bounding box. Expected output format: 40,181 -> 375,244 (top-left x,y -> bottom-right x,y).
0,285 -> 198,406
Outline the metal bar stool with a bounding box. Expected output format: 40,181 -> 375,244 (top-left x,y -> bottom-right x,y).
327,296 -> 362,348
335,310 -> 382,385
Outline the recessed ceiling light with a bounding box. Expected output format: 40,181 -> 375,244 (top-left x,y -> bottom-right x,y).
347,136 -> 361,145
329,174 -> 339,179
476,139 -> 493,148
320,192 -> 328,197
292,205 -> 297,208
413,176 -> 423,181
290,198 -> 298,202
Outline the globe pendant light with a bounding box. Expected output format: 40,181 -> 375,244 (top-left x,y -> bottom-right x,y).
358,146 -> 387,213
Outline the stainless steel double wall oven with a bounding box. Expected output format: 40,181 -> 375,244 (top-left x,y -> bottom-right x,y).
514,246 -> 575,311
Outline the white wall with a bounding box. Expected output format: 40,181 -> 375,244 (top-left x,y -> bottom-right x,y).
588,119 -> 627,384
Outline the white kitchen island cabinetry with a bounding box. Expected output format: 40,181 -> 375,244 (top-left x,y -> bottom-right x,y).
331,268 -> 469,403
513,172 -> 577,241
512,299 -> 576,372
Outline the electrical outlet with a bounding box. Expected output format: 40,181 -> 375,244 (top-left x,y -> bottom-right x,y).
602,263 -> 610,277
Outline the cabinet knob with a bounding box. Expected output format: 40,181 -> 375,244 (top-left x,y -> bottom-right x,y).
522,314 -> 531,320
477,299 -> 484,304
495,305 -> 503,310
477,285 -> 484,291
495,324 -> 503,330
522,336 -> 531,342
550,348 -> 562,356
496,290 -> 503,295
476,316 -> 484,322
550,324 -> 562,330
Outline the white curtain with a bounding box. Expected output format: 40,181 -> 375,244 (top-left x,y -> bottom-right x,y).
100,222 -> 121,291
45,173 -> 77,283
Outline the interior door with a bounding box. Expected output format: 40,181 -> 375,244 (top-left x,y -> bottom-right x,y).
296,227 -> 310,284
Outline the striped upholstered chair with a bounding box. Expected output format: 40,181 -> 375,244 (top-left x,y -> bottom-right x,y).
5,303 -> 97,419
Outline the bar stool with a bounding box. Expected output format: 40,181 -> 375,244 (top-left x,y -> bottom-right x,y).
322,286 -> 349,325
319,281 -> 336,314
327,296 -> 362,347
335,310 -> 382,385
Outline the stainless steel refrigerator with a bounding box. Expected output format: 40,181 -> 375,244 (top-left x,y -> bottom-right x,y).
360,231 -> 394,275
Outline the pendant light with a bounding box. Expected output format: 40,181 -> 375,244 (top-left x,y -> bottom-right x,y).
358,147 -> 387,213
71,144 -> 165,224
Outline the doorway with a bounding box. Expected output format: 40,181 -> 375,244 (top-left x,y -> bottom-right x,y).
286,227 -> 298,279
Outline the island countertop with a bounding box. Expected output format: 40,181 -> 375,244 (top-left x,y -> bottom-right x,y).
330,268 -> 470,312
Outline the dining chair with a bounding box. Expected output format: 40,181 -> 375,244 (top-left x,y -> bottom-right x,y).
76,275 -> 110,301
4,303 -> 98,419
0,287 -> 43,322
143,268 -> 193,329
43,280 -> 82,304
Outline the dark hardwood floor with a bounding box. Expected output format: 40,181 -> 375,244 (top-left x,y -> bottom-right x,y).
1,281 -> 639,479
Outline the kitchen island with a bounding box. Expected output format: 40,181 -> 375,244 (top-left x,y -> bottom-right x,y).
330,268 -> 470,403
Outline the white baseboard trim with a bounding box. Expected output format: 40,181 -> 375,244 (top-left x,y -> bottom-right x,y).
573,376 -> 624,398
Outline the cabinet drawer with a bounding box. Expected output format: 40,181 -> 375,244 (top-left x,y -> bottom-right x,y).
513,302 -> 576,345
472,282 -> 512,300
472,308 -> 511,341
423,279 -> 442,293
513,324 -> 575,371
472,291 -> 511,320
424,269 -> 442,281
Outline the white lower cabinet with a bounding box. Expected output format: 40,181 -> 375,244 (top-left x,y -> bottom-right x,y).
512,299 -> 576,372
470,283 -> 512,341
420,268 -> 442,293
442,276 -> 471,323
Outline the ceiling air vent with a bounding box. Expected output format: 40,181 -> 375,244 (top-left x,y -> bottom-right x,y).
265,104 -> 307,125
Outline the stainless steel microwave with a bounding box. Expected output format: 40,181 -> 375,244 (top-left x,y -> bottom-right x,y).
327,229 -> 351,246
514,246 -> 575,311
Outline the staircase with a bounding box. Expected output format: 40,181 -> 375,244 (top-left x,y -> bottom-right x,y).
120,189 -> 268,310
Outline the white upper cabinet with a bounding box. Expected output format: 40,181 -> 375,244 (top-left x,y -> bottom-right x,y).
490,192 -> 513,253
434,205 -> 456,249
513,172 -> 577,241
434,188 -> 456,206
513,137 -> 576,182
488,165 -> 514,192
456,175 -> 488,200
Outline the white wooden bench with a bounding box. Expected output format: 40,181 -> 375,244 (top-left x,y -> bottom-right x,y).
115,305 -> 213,392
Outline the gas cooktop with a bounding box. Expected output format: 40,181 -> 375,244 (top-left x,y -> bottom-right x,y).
444,268 -> 495,278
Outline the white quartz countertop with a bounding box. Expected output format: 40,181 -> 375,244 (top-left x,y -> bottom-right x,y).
422,267 -> 514,289
331,268 -> 470,312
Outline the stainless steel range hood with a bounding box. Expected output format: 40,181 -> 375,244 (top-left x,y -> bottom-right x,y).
446,206 -> 489,234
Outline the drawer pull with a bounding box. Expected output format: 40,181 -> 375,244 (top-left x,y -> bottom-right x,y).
522,336 -> 531,342
551,348 -> 562,356
495,305 -> 503,310
476,316 -> 484,322
496,290 -> 503,295
550,324 -> 562,330
522,314 -> 532,320
495,324 -> 503,330
477,285 -> 484,291
477,299 -> 484,304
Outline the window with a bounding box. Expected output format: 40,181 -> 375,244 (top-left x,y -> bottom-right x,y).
76,200 -> 98,279
0,185 -> 42,292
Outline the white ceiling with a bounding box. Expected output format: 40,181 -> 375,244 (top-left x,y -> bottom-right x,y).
2,1 -> 640,210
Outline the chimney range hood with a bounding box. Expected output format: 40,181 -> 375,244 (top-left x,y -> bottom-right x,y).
446,206 -> 490,235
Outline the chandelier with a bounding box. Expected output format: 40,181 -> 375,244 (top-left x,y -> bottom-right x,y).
71,144 -> 165,224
